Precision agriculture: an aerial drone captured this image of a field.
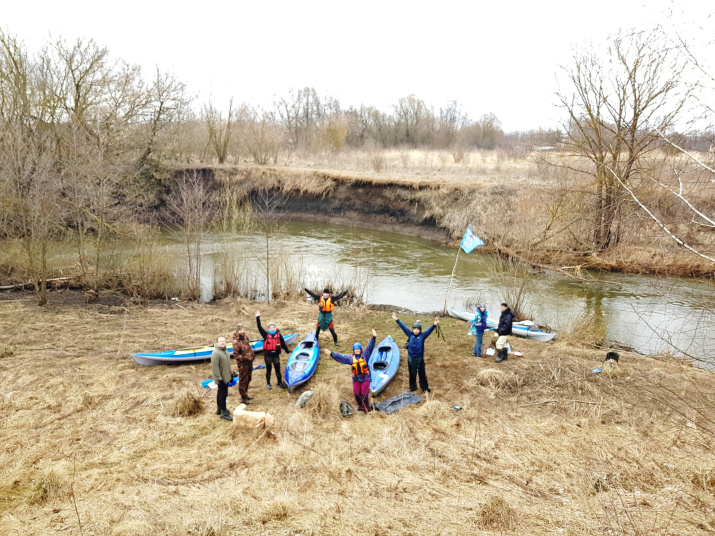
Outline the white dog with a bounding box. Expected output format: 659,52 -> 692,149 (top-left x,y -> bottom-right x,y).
233,404 -> 275,429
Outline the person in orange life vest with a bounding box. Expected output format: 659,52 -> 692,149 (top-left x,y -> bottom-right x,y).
255,311 -> 290,390
304,287 -> 347,346
323,328 -> 377,414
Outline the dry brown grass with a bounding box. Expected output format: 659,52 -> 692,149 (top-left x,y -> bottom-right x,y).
1,292 -> 714,535
172,392 -> 205,417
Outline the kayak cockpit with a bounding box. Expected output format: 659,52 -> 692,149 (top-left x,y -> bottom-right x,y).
293,351 -> 312,361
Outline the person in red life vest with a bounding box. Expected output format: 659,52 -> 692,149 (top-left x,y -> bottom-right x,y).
304,287 -> 348,347
232,324 -> 255,404
323,328 -> 377,414
256,311 -> 290,390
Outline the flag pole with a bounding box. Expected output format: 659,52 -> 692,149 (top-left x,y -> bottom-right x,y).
443,246 -> 461,313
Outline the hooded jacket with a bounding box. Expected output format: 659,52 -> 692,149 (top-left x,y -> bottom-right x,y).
232,332 -> 255,364
396,319 -> 436,360
497,308 -> 515,336
469,310 -> 488,335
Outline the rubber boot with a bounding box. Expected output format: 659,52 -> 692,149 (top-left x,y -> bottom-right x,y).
241,396 -> 253,405
277,382 -> 287,390
267,383 -> 272,390
220,409 -> 233,421
495,349 -> 508,363
215,408 -> 221,415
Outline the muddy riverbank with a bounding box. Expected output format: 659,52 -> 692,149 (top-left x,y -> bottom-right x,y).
202,164 -> 715,278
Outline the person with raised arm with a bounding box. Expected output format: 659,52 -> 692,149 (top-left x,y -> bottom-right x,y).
255,312 -> 290,390
323,328 -> 377,414
304,287 -> 348,346
393,312 -> 439,393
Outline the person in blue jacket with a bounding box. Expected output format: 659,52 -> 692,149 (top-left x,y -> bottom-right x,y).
392,312 -> 439,393
470,304 -> 488,357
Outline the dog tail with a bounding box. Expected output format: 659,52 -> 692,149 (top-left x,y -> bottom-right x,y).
235,404 -> 246,413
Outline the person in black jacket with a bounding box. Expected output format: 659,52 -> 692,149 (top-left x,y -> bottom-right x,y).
304,287 -> 348,346
256,311 -> 290,389
495,302 -> 514,363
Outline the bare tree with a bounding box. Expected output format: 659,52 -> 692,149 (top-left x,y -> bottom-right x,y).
202,99 -> 236,164
555,29 -> 691,251
0,31 -> 65,305
240,106 -> 282,165
164,172 -> 215,299
136,68 -> 191,173
254,190 -> 283,302
394,94 -> 432,145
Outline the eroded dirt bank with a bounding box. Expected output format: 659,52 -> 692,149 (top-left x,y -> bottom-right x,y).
201,164 -> 715,277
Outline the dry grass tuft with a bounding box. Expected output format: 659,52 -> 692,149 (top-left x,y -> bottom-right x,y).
186,522 -> 227,536
561,312 -> 607,348
309,381 -> 341,419
691,468 -> 715,491
260,500 -> 292,524
0,344 -> 14,359
416,398 -> 451,419
474,495 -> 517,530
29,467 -> 66,504
172,392 -> 205,417
475,368 -> 507,388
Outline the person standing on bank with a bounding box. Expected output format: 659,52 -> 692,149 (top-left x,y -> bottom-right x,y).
324,328 -> 377,415
211,336 -> 233,421
495,302 -> 514,363
256,311 -> 289,390
232,324 -> 255,404
470,304 -> 488,357
392,312 -> 438,393
304,287 -> 348,347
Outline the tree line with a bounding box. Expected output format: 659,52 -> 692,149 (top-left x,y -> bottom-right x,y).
0,26 -> 713,306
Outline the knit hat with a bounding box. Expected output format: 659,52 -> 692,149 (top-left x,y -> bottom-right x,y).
236,324 -> 244,331
605,351 -> 620,362
323,288 -> 331,294
412,320 -> 422,330
477,303 -> 486,309
501,302 -> 508,307
267,321 -> 276,329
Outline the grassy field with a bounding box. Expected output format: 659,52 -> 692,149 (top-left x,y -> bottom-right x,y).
0,292 -> 714,535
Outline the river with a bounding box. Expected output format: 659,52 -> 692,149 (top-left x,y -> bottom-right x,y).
171,220 -> 712,368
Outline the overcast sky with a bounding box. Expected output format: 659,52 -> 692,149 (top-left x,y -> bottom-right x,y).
3,1 -> 713,131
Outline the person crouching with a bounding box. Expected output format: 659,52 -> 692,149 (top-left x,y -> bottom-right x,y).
211,336 -> 233,421
495,302 -> 514,363
323,328 -> 377,414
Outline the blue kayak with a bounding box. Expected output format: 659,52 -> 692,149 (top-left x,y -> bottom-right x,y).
368,335 -> 401,396
284,332 -> 320,392
131,333 -> 298,366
